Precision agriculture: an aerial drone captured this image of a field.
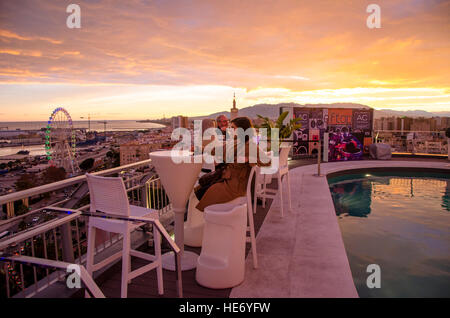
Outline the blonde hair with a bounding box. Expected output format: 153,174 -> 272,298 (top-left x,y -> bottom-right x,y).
202,118 -> 216,131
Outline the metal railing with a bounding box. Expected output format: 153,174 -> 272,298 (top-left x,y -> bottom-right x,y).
0,208 -> 182,298
0,159 -> 177,298
0,159 -> 154,218
375,130 -> 448,155
0,255 -> 106,298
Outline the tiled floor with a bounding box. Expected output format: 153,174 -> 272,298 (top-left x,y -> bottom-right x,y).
75,156 -> 449,298
76,182 -> 276,298
230,159 -> 449,298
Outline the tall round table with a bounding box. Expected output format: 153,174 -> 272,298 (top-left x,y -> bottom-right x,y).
149,150 -> 203,271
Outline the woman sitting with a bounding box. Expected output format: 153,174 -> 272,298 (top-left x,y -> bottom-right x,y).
196,116 -> 270,212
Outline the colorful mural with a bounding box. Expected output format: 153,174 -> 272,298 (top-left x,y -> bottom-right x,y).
292,107 -> 373,161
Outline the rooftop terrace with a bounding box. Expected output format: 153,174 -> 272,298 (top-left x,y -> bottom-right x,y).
1,155 -> 448,298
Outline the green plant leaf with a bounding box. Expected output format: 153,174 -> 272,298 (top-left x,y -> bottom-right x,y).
257,112 -> 302,141
276,111 -> 289,128
257,114 -> 266,120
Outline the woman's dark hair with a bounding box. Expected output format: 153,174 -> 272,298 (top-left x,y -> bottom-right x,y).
231,116 -> 253,130
231,116 -> 254,142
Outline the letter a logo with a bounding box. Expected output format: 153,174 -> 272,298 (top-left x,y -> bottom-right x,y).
66,264 -> 81,289
366,4 -> 381,29
66,4 -> 81,29
366,264 -> 381,288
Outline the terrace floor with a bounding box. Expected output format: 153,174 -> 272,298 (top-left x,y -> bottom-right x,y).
71,178 -> 278,298
73,155 -> 449,298
231,158 -> 449,298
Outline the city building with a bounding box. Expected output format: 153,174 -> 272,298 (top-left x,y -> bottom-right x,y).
171,116 -> 189,129
374,116 -> 449,132
119,141 -> 161,165
230,93 -> 238,120
435,117 -> 450,130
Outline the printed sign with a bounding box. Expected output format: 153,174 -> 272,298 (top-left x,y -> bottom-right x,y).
309,109 -> 327,130
293,128 -> 309,156
328,132 -> 363,162
328,109 -> 353,126
294,108 -> 310,129
353,111 -> 371,130
291,106 -> 372,161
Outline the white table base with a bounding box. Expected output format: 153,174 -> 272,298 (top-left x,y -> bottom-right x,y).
149,150 -> 203,272
161,250 -> 199,271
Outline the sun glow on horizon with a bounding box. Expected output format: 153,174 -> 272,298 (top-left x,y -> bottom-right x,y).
1,83 -> 449,121
0,0 -> 449,120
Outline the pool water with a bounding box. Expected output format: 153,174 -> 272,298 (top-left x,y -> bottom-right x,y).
328,171 -> 450,297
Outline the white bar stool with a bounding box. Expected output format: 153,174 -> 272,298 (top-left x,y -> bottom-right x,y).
196,202 -> 247,289
85,173 -> 164,298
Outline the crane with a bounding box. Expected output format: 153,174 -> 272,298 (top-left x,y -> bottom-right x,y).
97,121 -> 108,137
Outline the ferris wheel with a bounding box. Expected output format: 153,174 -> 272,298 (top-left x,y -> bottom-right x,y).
45,107 -> 79,175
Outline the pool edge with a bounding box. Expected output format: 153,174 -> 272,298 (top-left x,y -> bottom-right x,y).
230,160 -> 449,298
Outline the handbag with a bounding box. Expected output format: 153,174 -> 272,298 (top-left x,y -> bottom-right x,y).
195,164 -> 226,201
198,164 -> 225,187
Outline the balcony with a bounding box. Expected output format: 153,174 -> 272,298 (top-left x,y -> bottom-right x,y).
1,153 -> 448,298
0,159 -> 172,297
0,157 -> 277,298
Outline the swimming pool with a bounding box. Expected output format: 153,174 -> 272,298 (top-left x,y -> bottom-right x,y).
328,169 -> 450,297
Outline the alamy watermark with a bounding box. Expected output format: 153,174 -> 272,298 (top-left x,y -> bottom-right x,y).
366,264 -> 381,288
366,4 -> 381,29
65,4 -> 380,30
66,264 -> 81,289
170,120 -> 280,174
66,4 -> 81,29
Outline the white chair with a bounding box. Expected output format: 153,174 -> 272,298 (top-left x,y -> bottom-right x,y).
195,202 -> 247,289
187,165 -> 259,267
228,165 -> 259,269
183,190 -> 205,247
255,145 -> 292,217
85,173 -> 164,298
184,161 -> 215,247
254,150 -> 275,210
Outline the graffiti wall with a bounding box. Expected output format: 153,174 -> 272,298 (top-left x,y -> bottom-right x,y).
293,107 -> 373,161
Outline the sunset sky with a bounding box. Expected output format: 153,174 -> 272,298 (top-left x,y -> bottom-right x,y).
0,0 -> 449,121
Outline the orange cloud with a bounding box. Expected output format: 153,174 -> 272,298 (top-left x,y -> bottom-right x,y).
0,29 -> 62,44
0,0 -> 449,120
0,49 -> 21,55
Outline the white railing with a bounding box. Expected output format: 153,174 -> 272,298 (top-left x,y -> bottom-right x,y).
0,208 -> 182,298
0,159 -> 176,298
0,159 -> 154,217
1,255 -> 106,298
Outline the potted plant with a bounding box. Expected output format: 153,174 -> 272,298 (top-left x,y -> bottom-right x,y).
256,111 -> 302,148
446,127 -> 450,160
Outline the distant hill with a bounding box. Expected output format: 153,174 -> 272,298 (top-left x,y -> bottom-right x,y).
192,102 -> 371,120
191,103 -> 450,120
375,109 -> 450,118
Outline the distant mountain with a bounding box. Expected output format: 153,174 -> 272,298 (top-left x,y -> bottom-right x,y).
374,109 -> 450,118
192,103 -> 450,120
192,102 -> 371,120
